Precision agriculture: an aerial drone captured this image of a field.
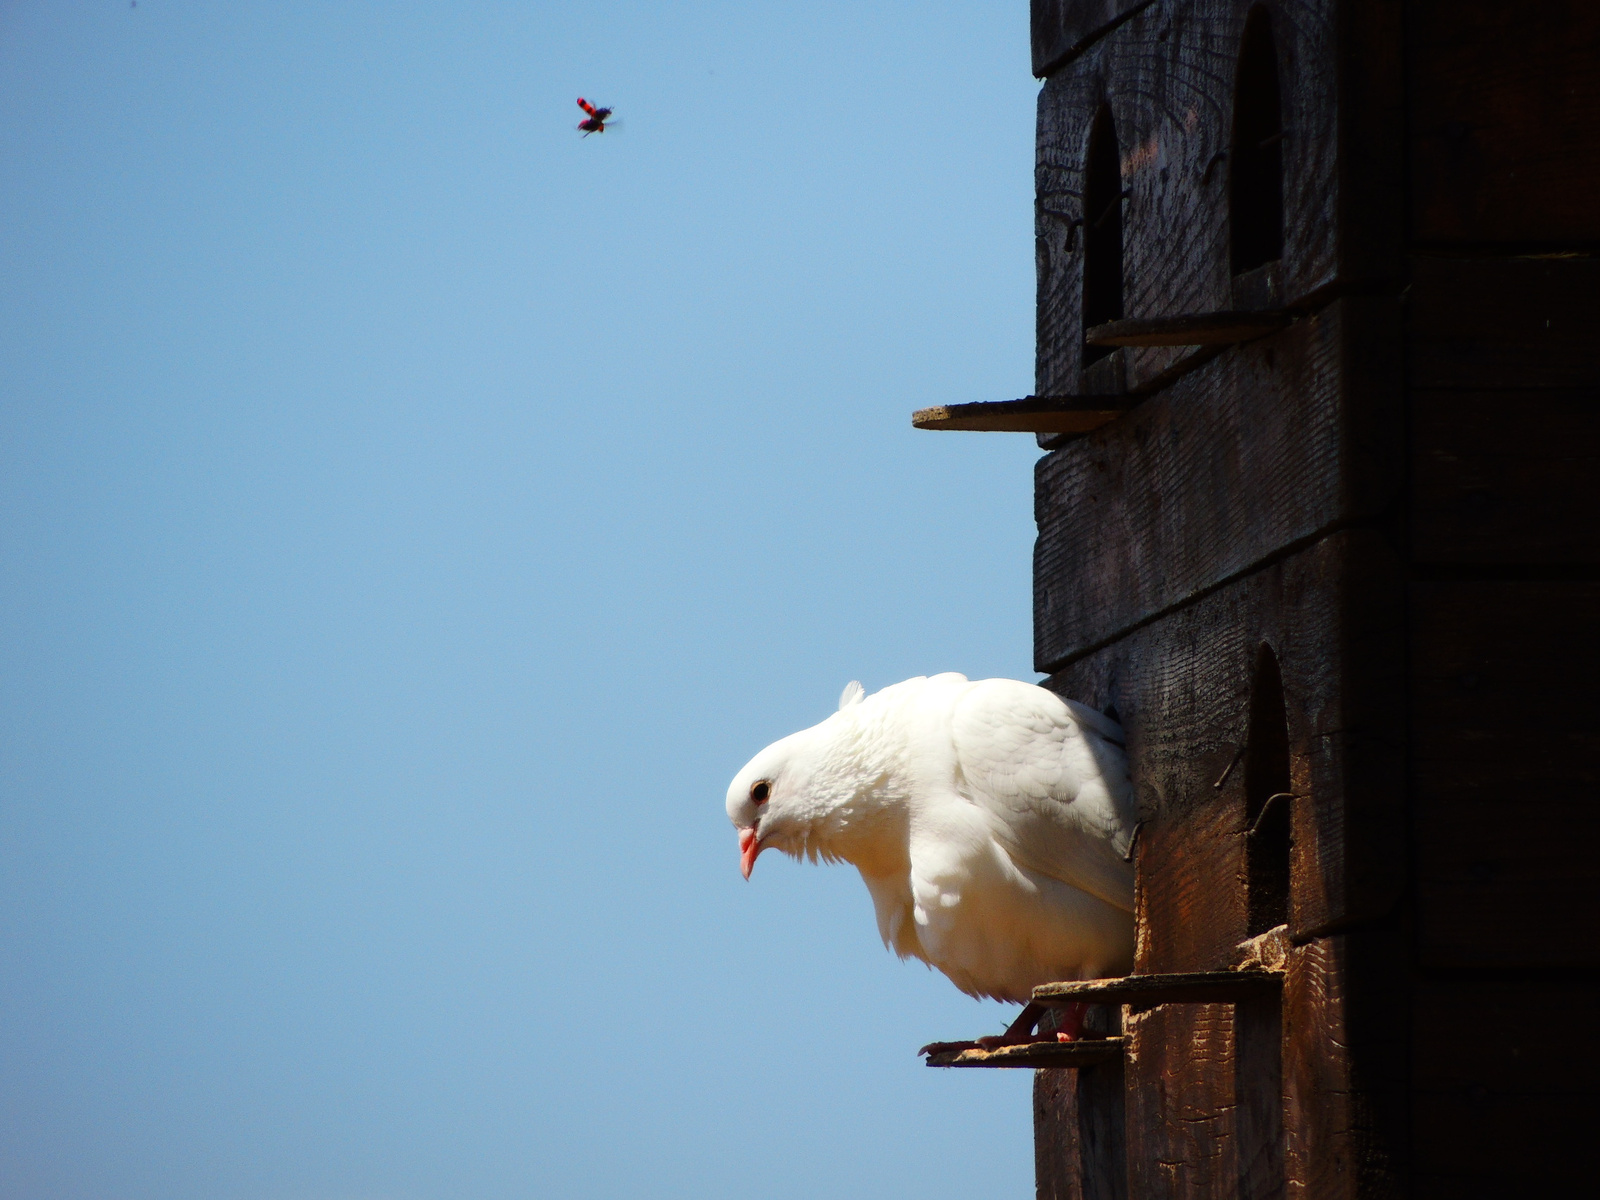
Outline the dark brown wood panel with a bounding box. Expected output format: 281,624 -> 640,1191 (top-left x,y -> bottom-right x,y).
1135,799 -> 1250,974
1415,796 -> 1597,970
1411,389 -> 1600,564
1282,934 -> 1410,1200
1032,0 -> 1153,77
1412,983 -> 1600,1197
1035,35 -> 1119,401
1046,532 -> 1407,945
1035,299 -> 1402,668
1407,256 -> 1600,390
1035,1059 -> 1129,1200
1408,0 -> 1600,244
1234,991 -> 1286,1200
1037,971 -> 1282,1006
1411,581 -> 1600,969
1036,1 -> 1402,399
1123,1002 -> 1241,1200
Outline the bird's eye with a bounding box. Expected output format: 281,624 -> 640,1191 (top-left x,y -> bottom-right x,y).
750,781 -> 771,804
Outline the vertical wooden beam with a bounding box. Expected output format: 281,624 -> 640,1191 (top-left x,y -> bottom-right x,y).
1035,1060 -> 1129,1200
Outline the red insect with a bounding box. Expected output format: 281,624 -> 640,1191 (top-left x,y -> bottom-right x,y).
576,98 -> 613,136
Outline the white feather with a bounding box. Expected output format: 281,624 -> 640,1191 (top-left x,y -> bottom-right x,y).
725,674 -> 1136,1003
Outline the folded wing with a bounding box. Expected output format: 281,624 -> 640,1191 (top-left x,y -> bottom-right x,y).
949,679 -> 1137,913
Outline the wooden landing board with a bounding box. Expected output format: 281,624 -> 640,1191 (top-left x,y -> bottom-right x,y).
1034,970 -> 1282,1008
1085,310 -> 1292,347
924,1037 -> 1126,1069
912,395 -> 1137,434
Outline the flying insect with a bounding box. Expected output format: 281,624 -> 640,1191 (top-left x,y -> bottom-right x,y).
576,98 -> 613,136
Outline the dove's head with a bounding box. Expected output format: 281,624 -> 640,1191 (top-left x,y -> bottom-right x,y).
725,727 -> 820,880
726,680 -> 880,879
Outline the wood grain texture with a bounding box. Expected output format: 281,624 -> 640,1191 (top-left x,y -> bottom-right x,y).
1135,796 -> 1251,973
925,1038 -> 1125,1069
1411,389 -> 1600,564
1085,310 -> 1291,346
1036,1057 -> 1130,1200
1411,983 -> 1600,1198
1235,991 -> 1286,1200
1035,0 -> 1402,399
1045,532 -> 1407,943
912,396 -> 1136,434
1032,0 -> 1154,78
1408,0 -> 1600,244
1407,256 -> 1600,389
1410,581 -> 1600,969
1282,934 -> 1409,1200
1123,1002 -> 1242,1200
1036,970 -> 1283,1006
1035,299 -> 1403,670
1040,935 -> 1408,1200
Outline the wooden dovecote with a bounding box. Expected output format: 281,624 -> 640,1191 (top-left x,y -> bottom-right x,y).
921,2 -> 1600,1197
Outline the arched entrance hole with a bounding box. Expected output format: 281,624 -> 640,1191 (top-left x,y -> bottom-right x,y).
1229,9 -> 1285,278
1081,105 -> 1124,369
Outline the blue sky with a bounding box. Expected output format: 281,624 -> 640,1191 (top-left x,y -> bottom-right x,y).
0,3 -> 1044,1196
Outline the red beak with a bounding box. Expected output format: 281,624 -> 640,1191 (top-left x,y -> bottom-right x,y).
739,827 -> 762,880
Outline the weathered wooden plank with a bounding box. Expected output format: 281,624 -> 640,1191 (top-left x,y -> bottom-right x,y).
1412,983 -> 1599,1197
1330,0 -> 1405,286
1036,1055 -> 1129,1200
1035,970 -> 1282,1007
1123,1002 -> 1240,1200
1282,934 -> 1410,1200
1085,310 -> 1292,346
1031,0 -> 1154,78
1411,581 -> 1600,969
1134,796 -> 1251,973
1045,532 -> 1407,943
925,1037 -> 1126,1069
1036,1 -> 1401,400
1034,35 -> 1114,401
1235,990 -> 1285,1200
912,395 -> 1137,434
1035,299 -> 1403,669
1408,0 -> 1600,244
1407,256 -> 1600,389
1411,389 -> 1600,564
1034,1068 -> 1080,1200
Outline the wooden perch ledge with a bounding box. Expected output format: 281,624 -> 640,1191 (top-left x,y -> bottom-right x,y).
912,311 -> 1295,436
924,967 -> 1283,1067
923,1036 -> 1126,1069
912,395 -> 1138,434
1084,310 -> 1293,347
1033,969 -> 1284,1009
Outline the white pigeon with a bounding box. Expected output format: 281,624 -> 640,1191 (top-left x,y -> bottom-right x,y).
725,673 -> 1136,1009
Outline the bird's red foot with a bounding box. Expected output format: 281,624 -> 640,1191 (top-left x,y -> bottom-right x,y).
1052,1000 -> 1089,1042
972,999 -> 1092,1047
922,999 -> 1095,1056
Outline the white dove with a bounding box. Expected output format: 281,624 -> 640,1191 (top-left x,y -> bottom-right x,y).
726,673 -> 1136,1040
